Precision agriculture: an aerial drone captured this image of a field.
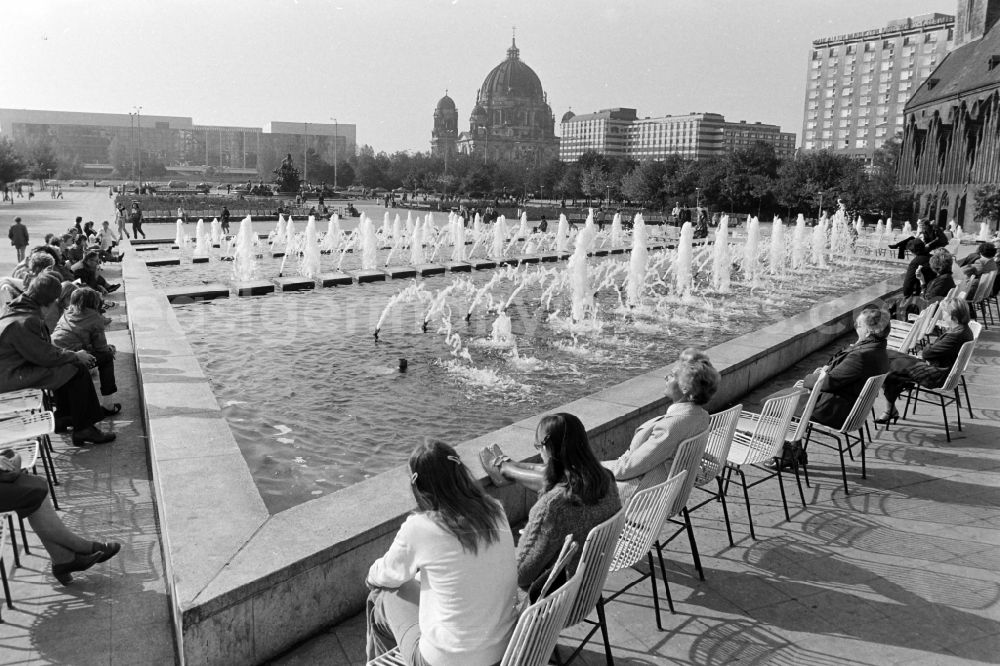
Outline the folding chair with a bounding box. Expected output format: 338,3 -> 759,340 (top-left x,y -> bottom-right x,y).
969,271 -> 996,327
0,411 -> 59,510
723,391 -> 801,540
903,341 -> 977,442
804,374 -> 887,493
0,513 -> 13,622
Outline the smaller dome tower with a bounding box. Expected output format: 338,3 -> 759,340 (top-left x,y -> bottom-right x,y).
431,91 -> 459,157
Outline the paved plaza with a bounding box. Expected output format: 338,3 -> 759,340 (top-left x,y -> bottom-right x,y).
0,191 -> 998,664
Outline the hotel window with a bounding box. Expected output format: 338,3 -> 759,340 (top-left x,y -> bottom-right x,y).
875,127 -> 888,137
860,96 -> 871,106
897,92 -> 909,103
856,129 -> 867,138
855,139 -> 868,148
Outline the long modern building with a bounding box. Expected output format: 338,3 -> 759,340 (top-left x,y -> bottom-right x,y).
0,108 -> 356,180
801,13 -> 955,163
898,0 -> 1000,230
558,108 -> 795,162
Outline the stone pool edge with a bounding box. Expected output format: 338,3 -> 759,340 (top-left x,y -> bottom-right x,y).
123,245 -> 902,664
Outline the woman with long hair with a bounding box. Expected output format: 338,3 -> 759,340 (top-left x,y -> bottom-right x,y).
366,440 -> 518,666
480,413 -> 621,592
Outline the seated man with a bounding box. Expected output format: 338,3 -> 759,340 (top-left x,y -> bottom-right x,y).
72,250 -> 120,295
0,272 -> 116,445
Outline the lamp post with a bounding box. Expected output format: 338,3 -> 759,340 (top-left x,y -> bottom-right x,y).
330,117 -> 338,190
303,122 -> 309,184
695,187 -> 701,214
134,105 -> 142,191
128,112 -> 135,180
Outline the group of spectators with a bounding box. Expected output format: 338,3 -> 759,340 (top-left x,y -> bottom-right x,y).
364,295 -> 976,665
0,214 -> 125,587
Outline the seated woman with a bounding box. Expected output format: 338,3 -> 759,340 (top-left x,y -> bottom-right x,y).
605,348 -> 717,502
805,306 -> 891,429
0,450 -> 120,584
478,413 -> 621,593
876,298 -> 974,424
483,349 -> 718,506
72,250 -> 119,295
902,239 -> 935,299
921,249 -> 956,302
366,440 -> 518,666
0,272 -> 116,445
52,287 -> 121,415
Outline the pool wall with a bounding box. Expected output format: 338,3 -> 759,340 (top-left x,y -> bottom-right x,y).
123,244 -> 902,664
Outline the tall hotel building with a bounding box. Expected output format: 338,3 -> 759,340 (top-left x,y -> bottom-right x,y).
801,13 -> 955,162
559,108 -> 794,162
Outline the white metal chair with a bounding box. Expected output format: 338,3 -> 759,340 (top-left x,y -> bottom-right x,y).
664,405 -> 741,555
969,271 -> 996,328
0,411 -> 59,511
554,507 -> 627,666
0,389 -> 44,417
888,306 -> 933,354
594,473 -> 686,636
903,341 -> 977,442
367,537 -> 582,666
723,391 -> 801,540
804,374 -> 887,493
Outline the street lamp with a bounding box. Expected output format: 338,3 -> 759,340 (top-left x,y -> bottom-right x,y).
303,122 -> 309,184
330,117 -> 338,191
695,187 -> 701,213
134,105 -> 142,191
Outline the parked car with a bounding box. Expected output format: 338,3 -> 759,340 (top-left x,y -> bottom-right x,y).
195,182 -> 211,193
68,180 -> 89,187
167,180 -> 189,189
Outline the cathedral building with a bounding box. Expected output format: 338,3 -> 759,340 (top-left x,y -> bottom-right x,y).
431,38 -> 559,162
898,0 -> 1000,230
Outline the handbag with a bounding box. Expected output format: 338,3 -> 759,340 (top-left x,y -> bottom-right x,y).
777,440 -> 808,471
0,449 -> 20,483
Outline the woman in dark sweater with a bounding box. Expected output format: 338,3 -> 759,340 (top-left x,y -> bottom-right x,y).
902,239 -> 935,298
876,298 -> 974,424
480,412 -> 621,592
921,250 -> 956,302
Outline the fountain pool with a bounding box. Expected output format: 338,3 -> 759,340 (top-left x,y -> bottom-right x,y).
171,251 -> 896,512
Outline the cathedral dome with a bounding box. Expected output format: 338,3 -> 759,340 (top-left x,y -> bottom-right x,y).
436,93 -> 456,111
479,38 -> 544,101
561,110 -> 575,123
471,103 -> 487,119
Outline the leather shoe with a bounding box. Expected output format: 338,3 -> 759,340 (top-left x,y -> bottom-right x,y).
102,403 -> 122,417
105,283 -> 121,293
91,541 -> 122,564
72,426 -> 116,446
52,551 -> 103,585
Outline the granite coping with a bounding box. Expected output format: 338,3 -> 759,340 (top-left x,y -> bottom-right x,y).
122,241 -> 904,664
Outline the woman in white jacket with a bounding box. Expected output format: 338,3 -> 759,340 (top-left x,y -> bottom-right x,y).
366,440 -> 518,666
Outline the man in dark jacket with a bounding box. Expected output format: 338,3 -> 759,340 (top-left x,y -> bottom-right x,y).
8,216 -> 29,261
804,306 -> 891,428
0,272 -> 115,445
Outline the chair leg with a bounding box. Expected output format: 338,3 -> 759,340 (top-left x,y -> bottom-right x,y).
654,541 -> 676,615
961,376 -> 973,420
833,433 -> 849,495
735,467 -> 756,540
595,597 -> 615,666
904,388 -> 914,419
6,516 -> 20,568
41,435 -> 59,486
646,550 -> 663,630
17,516 -> 29,556
857,430 -> 866,479
682,508 -> 704,581
716,476 -> 734,547
1,559 -> 12,612
940,394 -> 951,443
954,388 -> 963,432
37,443 -> 59,511
792,461 -> 807,507
774,462 -> 791,522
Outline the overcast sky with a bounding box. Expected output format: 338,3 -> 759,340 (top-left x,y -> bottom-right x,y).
1,0 -> 951,153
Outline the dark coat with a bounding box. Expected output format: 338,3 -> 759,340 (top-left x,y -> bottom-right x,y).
806,336 -> 890,429
0,295 -> 79,391
902,255 -> 934,298
7,222 -> 28,248
924,274 -> 955,301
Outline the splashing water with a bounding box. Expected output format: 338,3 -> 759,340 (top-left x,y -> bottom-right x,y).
812,217 -> 828,268
791,214 -> 808,270
232,216 -> 258,282
675,222 -> 694,296
298,217 -> 322,279
556,214 -> 570,253
211,218 -> 222,245
193,219 -> 209,257
769,217 -> 785,276
626,213 -> 648,307
174,219 -> 185,247
712,215 -> 731,292
359,214 -> 378,270
491,216 -> 508,260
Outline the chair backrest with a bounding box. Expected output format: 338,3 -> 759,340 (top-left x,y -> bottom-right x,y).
839,373 -> 888,433
917,301 -> 941,341
0,389 -> 44,417
890,308 -> 929,354
665,432 -> 709,518
696,404 -> 741,486
562,508 -> 627,628
971,271 -> 996,303
969,320 -> 982,339
939,340 -> 977,392
790,371 -> 828,442
0,411 -> 54,446
608,472 -> 686,573
501,558 -> 584,666
741,391 -> 801,461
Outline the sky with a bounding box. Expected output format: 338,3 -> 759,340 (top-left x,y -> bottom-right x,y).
1,0 -> 953,153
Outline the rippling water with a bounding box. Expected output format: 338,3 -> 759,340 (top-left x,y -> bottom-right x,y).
168,253 -> 896,513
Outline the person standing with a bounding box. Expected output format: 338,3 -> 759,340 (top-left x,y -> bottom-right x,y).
115,203 -> 130,239
8,216 -> 29,261
128,202 -> 146,240
220,206 -> 231,234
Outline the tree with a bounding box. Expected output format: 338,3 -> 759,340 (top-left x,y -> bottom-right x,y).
775,150 -> 866,216
974,184 -> 1000,228
0,138 -> 26,184
865,137 -> 912,219
15,136 -> 58,181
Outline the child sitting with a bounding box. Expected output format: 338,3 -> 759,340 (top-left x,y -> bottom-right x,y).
51,287 -> 121,415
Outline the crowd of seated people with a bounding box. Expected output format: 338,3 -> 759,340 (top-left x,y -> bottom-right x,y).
0,216 -> 127,588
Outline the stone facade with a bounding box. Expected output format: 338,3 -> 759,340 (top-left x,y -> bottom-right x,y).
898,0 -> 1000,231
430,92 -> 459,157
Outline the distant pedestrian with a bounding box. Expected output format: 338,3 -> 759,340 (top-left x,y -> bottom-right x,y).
220,206 -> 231,234
56,186 -> 63,199
8,216 -> 29,261
537,215 -> 548,233
128,202 -> 146,239
115,204 -> 129,239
